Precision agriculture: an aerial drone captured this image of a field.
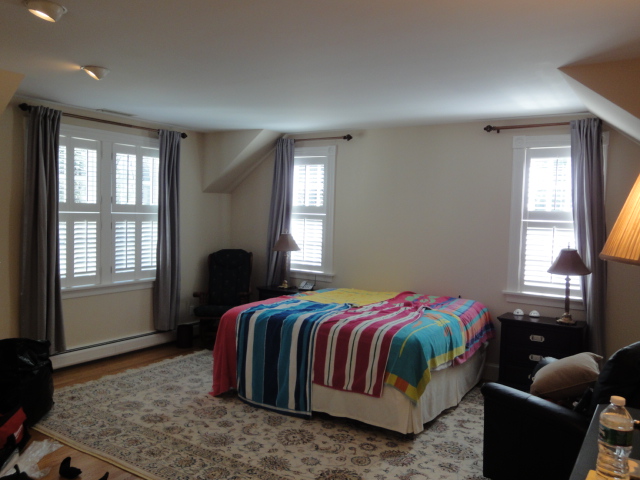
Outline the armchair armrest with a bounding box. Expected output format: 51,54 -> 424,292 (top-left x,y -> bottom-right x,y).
481,382 -> 589,480
193,291 -> 209,304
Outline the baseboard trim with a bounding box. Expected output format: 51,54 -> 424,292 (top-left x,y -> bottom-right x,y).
50,331 -> 177,370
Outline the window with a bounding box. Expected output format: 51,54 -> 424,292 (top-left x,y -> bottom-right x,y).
506,135 -> 579,301
290,145 -> 336,278
58,125 -> 159,292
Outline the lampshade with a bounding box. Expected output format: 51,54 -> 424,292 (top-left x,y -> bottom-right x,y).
81,66 -> 109,80
547,248 -> 591,276
273,233 -> 300,252
600,173 -> 640,266
25,0 -> 67,22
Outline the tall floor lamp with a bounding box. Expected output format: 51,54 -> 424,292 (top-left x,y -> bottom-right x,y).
548,248 -> 591,325
273,233 -> 300,289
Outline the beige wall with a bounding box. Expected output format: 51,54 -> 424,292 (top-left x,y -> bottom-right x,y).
230,118 -> 640,368
0,99 -> 231,348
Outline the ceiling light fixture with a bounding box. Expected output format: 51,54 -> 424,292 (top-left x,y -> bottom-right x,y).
24,0 -> 67,22
81,66 -> 109,80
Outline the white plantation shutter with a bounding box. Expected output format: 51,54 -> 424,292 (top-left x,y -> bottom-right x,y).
59,221 -> 67,279
290,146 -> 335,275
114,219 -> 136,274
142,155 -> 159,206
140,220 -> 158,271
521,146 -> 578,296
58,125 -> 159,290
73,219 -> 98,277
115,152 -> 137,205
291,217 -> 324,267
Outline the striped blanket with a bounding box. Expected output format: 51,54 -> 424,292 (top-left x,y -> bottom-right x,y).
383,293 -> 493,401
236,299 -> 350,416
233,290 -> 494,416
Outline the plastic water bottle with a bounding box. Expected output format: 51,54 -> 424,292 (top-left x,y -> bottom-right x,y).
596,395 -> 634,480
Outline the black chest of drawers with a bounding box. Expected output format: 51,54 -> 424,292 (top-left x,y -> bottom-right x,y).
498,312 -> 588,391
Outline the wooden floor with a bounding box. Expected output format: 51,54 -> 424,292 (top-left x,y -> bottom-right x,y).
18,342 -> 205,480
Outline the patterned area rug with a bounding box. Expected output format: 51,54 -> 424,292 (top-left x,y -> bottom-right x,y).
35,351 -> 487,480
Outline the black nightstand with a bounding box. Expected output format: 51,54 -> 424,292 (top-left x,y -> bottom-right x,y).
257,285 -> 299,300
498,312 -> 588,391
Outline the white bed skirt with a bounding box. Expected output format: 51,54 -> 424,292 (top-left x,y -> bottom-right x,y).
311,343 -> 487,434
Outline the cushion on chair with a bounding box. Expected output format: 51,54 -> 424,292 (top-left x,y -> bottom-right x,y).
530,352 -> 602,400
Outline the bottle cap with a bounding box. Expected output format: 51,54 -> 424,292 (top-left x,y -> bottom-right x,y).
611,395 -> 626,406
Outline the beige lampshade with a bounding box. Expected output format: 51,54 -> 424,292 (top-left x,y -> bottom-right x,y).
273,233 -> 300,252
600,173 -> 640,266
548,248 -> 591,276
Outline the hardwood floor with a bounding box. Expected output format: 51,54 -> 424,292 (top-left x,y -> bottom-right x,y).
17,342 -> 205,480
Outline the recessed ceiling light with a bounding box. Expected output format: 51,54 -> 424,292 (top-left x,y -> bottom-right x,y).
81,66 -> 110,81
24,0 -> 67,22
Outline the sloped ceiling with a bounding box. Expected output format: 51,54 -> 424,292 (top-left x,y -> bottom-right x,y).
560,58 -> 640,143
0,69 -> 24,113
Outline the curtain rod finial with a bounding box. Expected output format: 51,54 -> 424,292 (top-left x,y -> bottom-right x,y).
344,134 -> 353,141
484,125 -> 499,133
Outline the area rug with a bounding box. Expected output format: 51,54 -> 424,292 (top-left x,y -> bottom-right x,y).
34,350 -> 487,480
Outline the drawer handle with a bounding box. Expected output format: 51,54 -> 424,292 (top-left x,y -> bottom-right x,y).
529,334 -> 545,343
529,354 -> 542,362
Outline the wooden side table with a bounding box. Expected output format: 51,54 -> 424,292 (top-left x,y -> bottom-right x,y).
498,312 -> 588,391
257,285 -> 299,300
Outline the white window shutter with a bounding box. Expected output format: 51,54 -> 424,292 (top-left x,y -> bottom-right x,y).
115,153 -> 137,205
73,220 -> 98,279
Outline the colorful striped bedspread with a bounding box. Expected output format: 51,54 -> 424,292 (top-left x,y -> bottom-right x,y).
227,289 -> 494,416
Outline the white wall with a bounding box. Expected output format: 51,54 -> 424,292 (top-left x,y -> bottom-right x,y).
230,117 -> 640,372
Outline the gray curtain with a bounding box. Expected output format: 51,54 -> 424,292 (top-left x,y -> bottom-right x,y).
266,138 -> 295,285
571,118 -> 607,356
153,130 -> 181,331
20,106 -> 65,353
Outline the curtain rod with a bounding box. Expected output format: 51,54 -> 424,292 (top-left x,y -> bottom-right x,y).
294,134 -> 353,142
18,103 -> 188,139
484,122 -> 570,133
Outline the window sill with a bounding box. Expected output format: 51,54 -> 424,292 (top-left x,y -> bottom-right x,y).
291,270 -> 334,283
503,290 -> 585,311
62,280 -> 154,299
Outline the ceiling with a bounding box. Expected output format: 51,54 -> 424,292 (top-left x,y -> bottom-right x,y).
1,0 -> 640,133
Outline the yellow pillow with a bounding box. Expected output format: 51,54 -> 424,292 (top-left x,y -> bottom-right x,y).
530,352 -> 602,400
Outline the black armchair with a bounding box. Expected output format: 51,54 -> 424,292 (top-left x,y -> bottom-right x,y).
481,341 -> 640,480
193,249 -> 252,349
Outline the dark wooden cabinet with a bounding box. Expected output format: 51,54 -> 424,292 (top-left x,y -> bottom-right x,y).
257,285 -> 299,300
498,312 -> 588,391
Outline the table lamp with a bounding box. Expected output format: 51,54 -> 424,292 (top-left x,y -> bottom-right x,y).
273,232 -> 300,288
548,248 -> 591,324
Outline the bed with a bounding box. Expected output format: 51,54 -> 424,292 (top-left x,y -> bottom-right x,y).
211,288 -> 495,434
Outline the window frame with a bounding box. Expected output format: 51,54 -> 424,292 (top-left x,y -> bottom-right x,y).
58,124 -> 160,298
506,134 -> 577,308
289,145 -> 336,281
505,133 -> 608,309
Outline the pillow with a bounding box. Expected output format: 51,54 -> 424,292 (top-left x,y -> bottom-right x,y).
530,352 -> 602,400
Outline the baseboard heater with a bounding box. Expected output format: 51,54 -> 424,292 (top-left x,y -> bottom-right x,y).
50,331 -> 177,370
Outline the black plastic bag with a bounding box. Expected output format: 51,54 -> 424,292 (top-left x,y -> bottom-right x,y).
0,339 -> 53,426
